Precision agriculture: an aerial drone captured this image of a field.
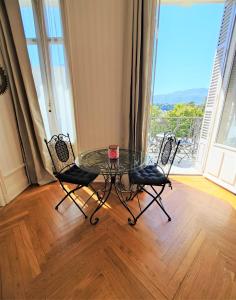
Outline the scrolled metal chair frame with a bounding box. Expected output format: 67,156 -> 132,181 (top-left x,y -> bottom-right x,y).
128,132 -> 180,225
44,133 -> 99,218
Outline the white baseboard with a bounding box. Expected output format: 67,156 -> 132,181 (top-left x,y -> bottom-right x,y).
2,164 -> 29,204
204,173 -> 236,194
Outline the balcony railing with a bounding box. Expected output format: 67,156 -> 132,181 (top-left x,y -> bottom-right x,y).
148,117 -> 203,163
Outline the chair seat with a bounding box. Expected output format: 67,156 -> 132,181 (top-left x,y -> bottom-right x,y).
129,165 -> 170,186
57,165 -> 98,186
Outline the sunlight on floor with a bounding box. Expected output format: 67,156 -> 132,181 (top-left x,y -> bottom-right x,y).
82,186 -> 112,209
62,185 -> 111,209
171,176 -> 236,209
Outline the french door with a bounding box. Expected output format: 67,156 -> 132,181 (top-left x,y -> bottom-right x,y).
198,0 -> 236,194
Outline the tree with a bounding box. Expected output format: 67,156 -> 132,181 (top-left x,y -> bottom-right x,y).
149,105 -> 163,139
166,103 -> 204,138
167,103 -> 204,118
149,102 -> 204,139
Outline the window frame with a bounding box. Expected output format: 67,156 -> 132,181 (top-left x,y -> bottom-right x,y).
20,0 -> 73,139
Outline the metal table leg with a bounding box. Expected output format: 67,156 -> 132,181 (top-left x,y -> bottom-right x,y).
89,174 -> 136,225
114,182 -> 136,225
90,176 -> 113,225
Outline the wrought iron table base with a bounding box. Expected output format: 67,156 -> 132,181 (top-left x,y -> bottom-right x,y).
90,174 -> 136,225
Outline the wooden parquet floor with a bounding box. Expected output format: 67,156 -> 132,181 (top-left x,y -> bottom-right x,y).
0,177 -> 236,300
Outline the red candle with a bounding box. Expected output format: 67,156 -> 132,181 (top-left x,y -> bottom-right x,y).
108,145 -> 119,159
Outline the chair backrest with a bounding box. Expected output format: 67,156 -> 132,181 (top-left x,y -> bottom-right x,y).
156,132 -> 180,177
44,133 -> 75,174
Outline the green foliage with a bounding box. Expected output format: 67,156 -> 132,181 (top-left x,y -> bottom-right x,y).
149,103 -> 204,139
149,105 -> 163,139
167,103 -> 204,118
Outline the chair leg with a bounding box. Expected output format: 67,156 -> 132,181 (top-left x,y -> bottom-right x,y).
56,183 -> 87,219
128,185 -> 171,225
151,186 -> 169,214
68,193 -> 87,219
154,198 -> 171,221
145,186 -> 171,221
88,184 -> 103,204
126,187 -> 141,202
55,192 -> 70,210
81,193 -> 94,208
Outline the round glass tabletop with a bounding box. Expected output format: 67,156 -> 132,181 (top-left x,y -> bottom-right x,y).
77,148 -> 146,175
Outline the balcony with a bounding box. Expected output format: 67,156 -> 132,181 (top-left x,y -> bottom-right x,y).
148,116 -> 203,174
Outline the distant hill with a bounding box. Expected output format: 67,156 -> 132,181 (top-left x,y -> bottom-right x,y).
153,88 -> 208,106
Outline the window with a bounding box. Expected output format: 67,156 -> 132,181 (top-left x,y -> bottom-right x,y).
19,0 -> 75,141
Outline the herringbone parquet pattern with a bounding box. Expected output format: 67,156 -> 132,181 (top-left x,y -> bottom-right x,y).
0,178 -> 236,299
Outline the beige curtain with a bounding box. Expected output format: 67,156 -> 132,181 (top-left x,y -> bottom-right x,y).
0,0 -> 54,185
128,0 -> 159,152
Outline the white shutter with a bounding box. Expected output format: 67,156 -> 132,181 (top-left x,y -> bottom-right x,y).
197,0 -> 236,168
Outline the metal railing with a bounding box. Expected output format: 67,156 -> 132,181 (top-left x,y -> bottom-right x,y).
148,117 -> 203,159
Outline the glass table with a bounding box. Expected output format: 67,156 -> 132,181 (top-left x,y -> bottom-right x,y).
77,148 -> 146,225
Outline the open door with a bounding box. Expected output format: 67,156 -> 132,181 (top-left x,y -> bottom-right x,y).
198,0 -> 236,193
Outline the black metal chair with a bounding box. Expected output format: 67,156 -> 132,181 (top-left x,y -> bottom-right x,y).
128,132 -> 180,225
44,133 -> 99,218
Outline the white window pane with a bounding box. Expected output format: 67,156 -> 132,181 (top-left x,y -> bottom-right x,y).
27,44 -> 51,139
19,0 -> 37,39
217,56 -> 236,148
49,43 -> 75,140
43,0 -> 63,38
50,43 -> 65,66
19,0 -> 75,141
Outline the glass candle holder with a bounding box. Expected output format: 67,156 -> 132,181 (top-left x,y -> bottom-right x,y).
108,145 -> 119,159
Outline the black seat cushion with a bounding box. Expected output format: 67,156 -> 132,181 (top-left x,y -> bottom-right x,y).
129,165 -> 170,186
57,165 -> 98,186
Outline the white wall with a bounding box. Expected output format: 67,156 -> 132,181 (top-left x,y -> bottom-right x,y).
63,0 -> 130,152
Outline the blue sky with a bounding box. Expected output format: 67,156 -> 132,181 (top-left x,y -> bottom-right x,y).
154,4 -> 224,95
20,3 -> 224,94
20,6 -> 65,66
